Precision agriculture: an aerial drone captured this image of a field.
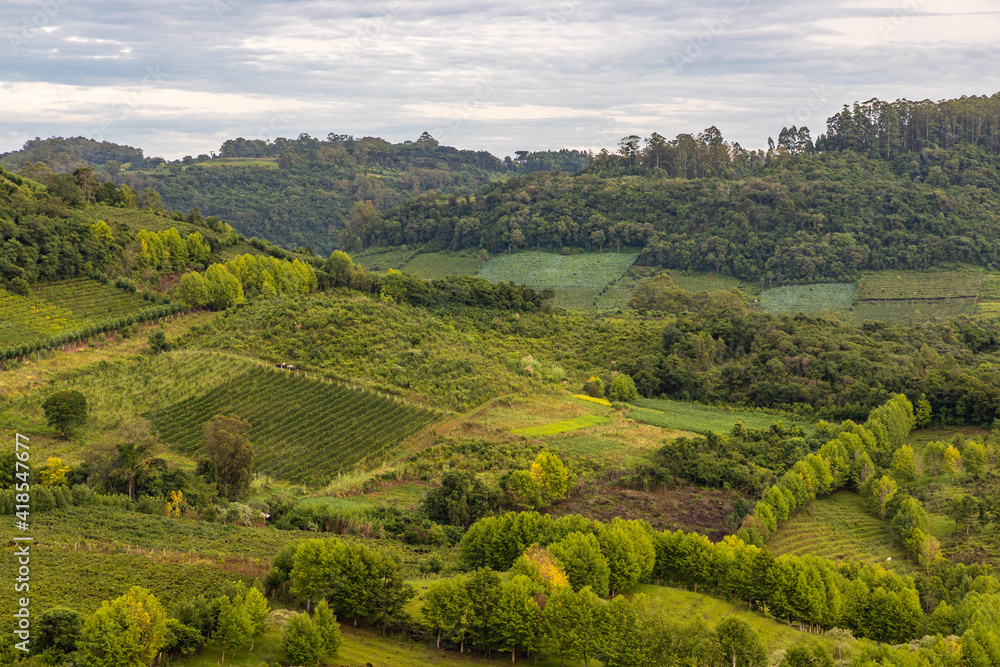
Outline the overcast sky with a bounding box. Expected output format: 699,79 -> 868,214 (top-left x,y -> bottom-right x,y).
1,0 -> 998,160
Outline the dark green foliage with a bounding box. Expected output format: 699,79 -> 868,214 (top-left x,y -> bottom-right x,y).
41,390 -> 88,438
162,618 -> 204,657
423,470 -> 499,527
202,414 -> 253,501
33,607 -> 82,656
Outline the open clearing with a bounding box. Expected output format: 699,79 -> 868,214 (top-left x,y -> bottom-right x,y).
477,251 -> 638,310
766,491 -> 912,573
758,283 -> 856,314
630,398 -> 813,435
400,250 -> 480,279
512,413 -> 612,437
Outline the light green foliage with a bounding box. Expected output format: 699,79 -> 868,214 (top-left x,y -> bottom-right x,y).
421,576 -> 473,650
282,613 -> 323,667
628,274 -> 691,312
529,451 -> 570,505
313,599 -> 342,655
866,475 -> 898,519
915,394 -> 932,427
923,440 -> 947,478
715,615 -> 767,667
242,586 -> 269,641
599,518 -> 655,595
891,445 -> 916,487
780,643 -> 835,667
549,531 -> 611,598
77,587 -> 168,667
540,586 -> 604,667
215,598 -> 253,661
289,538 -> 413,628
204,263 -> 245,310
491,574 -> 541,662
178,271 -> 210,308
963,440 -> 987,477
512,414 -> 611,437
607,373 -> 638,402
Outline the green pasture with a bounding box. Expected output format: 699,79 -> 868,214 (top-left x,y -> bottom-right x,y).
629,398 -> 812,435
512,414 -> 612,437
400,250 -> 480,279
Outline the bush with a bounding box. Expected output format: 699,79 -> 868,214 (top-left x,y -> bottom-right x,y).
608,373 -> 638,402
114,276 -> 137,292
582,376 -> 605,397
282,614 -> 323,666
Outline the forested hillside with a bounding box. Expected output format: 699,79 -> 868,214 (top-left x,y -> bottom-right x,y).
357,94 -> 1000,283
1,134 -> 589,255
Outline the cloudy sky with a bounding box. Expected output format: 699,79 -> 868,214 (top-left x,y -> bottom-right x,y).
1,0 -> 998,160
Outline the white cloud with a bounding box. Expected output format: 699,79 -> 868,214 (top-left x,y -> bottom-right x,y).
0,0 -> 997,159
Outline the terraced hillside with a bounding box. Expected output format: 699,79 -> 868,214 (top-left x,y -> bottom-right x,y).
0,278 -> 180,359
149,359 -> 439,486
766,491 -> 912,573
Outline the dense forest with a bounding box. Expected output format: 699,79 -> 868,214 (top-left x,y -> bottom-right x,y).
355,94 -> 1000,283
0,134 -> 589,255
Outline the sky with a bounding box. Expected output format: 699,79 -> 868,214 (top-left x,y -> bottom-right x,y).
1,0 -> 998,160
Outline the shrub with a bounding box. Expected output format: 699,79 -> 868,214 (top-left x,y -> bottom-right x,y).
583,376 -> 605,397
114,276 -> 137,292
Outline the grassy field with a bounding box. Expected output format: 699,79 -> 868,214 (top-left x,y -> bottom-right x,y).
354,246 -> 416,272
400,250 -> 480,279
478,251 -> 639,310
0,278 -> 177,355
766,491 -> 913,574
758,283 -> 856,314
512,414 -> 612,437
634,585 -> 847,655
630,398 -> 812,435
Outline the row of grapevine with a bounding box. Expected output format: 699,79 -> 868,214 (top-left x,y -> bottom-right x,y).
148,364 -> 438,486
0,301 -> 184,361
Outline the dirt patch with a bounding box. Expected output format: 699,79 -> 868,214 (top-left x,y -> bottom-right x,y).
551,482 -> 743,539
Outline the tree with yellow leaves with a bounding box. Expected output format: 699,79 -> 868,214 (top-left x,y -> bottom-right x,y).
943,445 -> 962,481
512,544 -> 569,594
530,451 -> 569,506
39,456 -> 71,486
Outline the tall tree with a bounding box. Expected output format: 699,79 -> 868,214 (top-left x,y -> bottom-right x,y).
202,414 -> 254,500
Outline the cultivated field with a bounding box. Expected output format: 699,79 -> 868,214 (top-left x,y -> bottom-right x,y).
766,491 -> 912,572
477,251 -> 639,310
851,299 -> 977,325
758,283 -> 856,314
354,246 -> 415,272
150,359 -> 438,486
400,250 -> 480,279
0,278 -> 179,358
857,269 -> 983,300
512,414 -> 612,437
630,398 -> 812,435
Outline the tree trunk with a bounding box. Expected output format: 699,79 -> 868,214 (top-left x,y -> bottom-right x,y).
731,648 -> 737,667
512,648 -> 516,662
437,630 -> 441,649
